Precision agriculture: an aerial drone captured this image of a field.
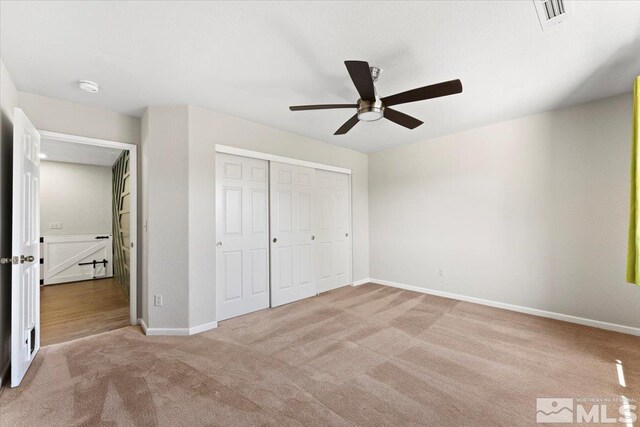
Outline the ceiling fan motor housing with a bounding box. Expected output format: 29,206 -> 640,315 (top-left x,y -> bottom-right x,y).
357,98 -> 384,122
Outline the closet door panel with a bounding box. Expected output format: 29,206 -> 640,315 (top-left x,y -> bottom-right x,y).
216,153 -> 270,321
270,162 -> 317,307
316,170 -> 352,293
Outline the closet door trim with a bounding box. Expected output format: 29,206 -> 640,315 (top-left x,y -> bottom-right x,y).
215,145 -> 351,175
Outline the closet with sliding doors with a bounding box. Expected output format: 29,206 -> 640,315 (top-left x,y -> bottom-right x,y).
215,150 -> 352,321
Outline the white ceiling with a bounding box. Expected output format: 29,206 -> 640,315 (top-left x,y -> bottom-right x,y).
2,1 -> 639,153
41,138 -> 122,167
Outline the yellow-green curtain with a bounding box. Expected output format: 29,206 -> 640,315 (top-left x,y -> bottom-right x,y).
626,76 -> 640,284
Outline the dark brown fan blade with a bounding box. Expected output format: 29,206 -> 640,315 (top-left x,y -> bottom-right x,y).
344,60 -> 376,101
334,114 -> 359,135
289,104 -> 357,111
382,79 -> 462,107
383,108 -> 423,129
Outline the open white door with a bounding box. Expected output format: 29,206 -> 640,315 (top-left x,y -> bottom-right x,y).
270,162 -> 317,307
9,109 -> 41,387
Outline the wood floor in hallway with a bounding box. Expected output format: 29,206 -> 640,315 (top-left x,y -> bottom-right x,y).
40,278 -> 130,346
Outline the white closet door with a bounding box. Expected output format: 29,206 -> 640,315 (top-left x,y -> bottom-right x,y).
215,153 -> 270,321
316,170 -> 351,293
270,162 -> 316,307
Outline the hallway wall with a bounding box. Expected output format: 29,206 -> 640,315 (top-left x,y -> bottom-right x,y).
40,161 -> 112,236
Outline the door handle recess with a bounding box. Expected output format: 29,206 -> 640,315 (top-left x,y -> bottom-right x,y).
273,238 -> 277,243
311,236 -> 315,240
345,233 -> 349,237
216,242 -> 222,247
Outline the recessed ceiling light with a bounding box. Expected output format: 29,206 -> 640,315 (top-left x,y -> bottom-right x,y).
38,153 -> 47,159
78,80 -> 100,93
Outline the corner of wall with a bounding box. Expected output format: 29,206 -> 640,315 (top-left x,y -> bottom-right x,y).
140,108 -> 149,326
186,106 -> 217,329
143,106 -> 190,330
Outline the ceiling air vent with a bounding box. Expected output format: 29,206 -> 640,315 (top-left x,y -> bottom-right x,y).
533,0 -> 572,31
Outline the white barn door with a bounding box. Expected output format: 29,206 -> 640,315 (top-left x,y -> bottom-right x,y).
270,162 -> 317,307
10,109 -> 41,387
42,235 -> 113,285
316,170 -> 351,293
215,154 -> 270,321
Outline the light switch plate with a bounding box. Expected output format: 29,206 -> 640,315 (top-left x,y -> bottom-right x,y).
49,222 -> 63,229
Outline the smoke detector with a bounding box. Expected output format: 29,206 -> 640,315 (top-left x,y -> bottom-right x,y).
533,0 -> 572,31
78,80 -> 100,93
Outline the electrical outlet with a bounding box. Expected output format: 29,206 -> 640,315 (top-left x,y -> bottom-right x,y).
154,294 -> 163,307
438,268 -> 446,278
49,222 -> 63,230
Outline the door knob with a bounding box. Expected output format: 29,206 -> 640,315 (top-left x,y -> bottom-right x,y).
273,238 -> 277,243
345,233 -> 349,237
20,255 -> 35,263
1,257 -> 14,265
216,242 -> 222,247
311,236 -> 315,240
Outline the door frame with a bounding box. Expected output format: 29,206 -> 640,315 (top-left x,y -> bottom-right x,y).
214,145 -> 354,303
39,130 -> 138,325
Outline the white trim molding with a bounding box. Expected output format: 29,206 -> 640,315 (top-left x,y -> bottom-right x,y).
215,144 -> 352,175
140,320 -> 218,336
40,130 -> 136,151
352,278 -> 371,286
188,321 -> 219,335
369,278 -> 640,337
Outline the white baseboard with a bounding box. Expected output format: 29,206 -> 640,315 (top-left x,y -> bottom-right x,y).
369,278 -> 640,337
188,321 -> 219,335
0,360 -> 9,390
352,278 -> 371,286
140,319 -> 218,336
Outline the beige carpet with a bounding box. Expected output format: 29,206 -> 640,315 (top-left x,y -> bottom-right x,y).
1,283 -> 638,426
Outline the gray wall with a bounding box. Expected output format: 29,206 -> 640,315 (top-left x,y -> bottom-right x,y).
0,58 -> 18,386
369,93 -> 640,329
40,161 -> 113,236
18,92 -> 140,143
142,106 -> 190,329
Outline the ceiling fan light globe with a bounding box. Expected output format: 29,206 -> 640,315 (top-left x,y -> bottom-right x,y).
358,110 -> 383,121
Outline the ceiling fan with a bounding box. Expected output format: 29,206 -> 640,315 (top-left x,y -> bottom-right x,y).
289,60 -> 463,135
